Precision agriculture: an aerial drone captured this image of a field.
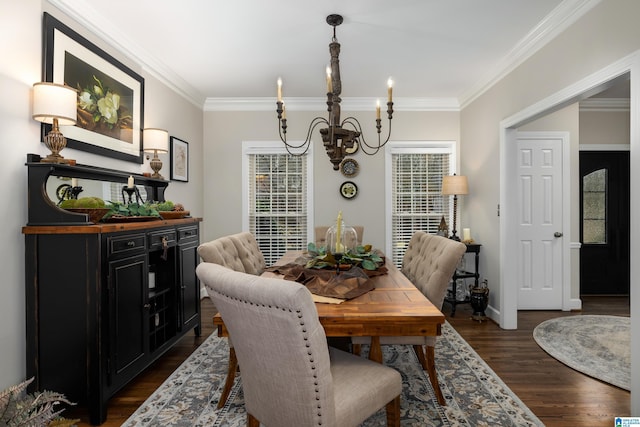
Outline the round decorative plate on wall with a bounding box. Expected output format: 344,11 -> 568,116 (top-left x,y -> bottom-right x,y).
340,158 -> 359,177
340,181 -> 358,199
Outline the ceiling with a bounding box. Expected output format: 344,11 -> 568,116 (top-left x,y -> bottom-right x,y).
50,0 -> 603,108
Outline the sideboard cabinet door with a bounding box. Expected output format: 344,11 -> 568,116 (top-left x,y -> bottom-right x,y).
177,225 -> 201,333
106,253 -> 149,393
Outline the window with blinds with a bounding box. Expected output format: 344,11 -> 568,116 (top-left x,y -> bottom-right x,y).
386,142 -> 454,266
243,142 -> 312,266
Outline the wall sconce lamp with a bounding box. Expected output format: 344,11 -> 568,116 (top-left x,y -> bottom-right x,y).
32,82 -> 78,164
143,128 -> 169,179
441,174 -> 469,241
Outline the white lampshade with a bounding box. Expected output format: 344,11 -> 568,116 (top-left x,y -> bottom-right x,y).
143,128 -> 169,153
32,82 -> 77,126
441,175 -> 469,196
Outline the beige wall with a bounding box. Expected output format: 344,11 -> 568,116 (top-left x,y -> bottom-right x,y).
0,0 -> 203,389
202,109 -> 460,250
461,0 -> 639,409
580,110 -> 630,145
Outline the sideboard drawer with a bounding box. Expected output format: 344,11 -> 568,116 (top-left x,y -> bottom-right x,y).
178,225 -> 199,243
108,234 -> 146,257
148,229 -> 177,250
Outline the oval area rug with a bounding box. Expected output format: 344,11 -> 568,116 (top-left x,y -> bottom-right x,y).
533,315 -> 630,390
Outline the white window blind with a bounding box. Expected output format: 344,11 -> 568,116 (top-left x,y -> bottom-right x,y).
386,142 -> 455,266
243,142 -> 313,266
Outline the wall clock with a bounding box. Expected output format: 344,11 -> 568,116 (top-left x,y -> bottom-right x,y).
340,158 -> 359,177
340,181 -> 358,199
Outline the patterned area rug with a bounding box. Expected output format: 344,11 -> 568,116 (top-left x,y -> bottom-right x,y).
533,315 -> 630,390
124,322 -> 542,426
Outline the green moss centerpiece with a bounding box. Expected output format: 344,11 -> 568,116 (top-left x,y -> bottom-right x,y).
305,242 -> 384,271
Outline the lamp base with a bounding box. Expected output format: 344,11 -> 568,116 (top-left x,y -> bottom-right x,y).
40,153 -> 73,164
41,124 -> 74,164
449,233 -> 461,241
149,155 -> 164,179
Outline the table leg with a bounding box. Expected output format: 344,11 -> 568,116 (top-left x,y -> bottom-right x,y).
369,336 -> 382,363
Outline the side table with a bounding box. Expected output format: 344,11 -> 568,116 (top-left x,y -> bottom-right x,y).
444,243 -> 481,316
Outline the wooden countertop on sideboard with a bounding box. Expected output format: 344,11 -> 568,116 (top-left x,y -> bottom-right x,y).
22,217 -> 202,235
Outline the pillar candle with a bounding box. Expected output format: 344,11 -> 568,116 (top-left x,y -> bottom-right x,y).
128,175 -> 134,188
463,228 -> 471,241
336,211 -> 342,253
277,78 -> 282,102
71,178 -> 78,188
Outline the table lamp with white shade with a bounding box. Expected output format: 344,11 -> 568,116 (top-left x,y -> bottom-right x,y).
143,128 -> 169,179
32,82 -> 78,164
441,174 -> 468,241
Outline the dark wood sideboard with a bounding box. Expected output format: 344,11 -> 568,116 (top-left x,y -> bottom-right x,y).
22,155 -> 202,425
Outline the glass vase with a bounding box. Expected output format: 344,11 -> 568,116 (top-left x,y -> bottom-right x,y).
325,220 -> 358,255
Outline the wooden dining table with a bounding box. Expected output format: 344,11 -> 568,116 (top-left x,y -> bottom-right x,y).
213,250 -> 445,363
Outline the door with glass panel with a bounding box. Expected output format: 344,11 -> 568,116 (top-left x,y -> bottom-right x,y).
579,151 -> 630,295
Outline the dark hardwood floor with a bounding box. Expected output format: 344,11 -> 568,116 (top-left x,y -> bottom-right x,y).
447,296 -> 630,427
68,296 -> 630,426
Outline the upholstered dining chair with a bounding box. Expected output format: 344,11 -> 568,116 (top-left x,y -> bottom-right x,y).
196,262 -> 402,427
315,225 -> 364,247
352,231 -> 466,405
197,231 -> 266,408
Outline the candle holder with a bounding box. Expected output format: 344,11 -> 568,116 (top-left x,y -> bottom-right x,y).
122,186 -> 143,204
70,186 -> 83,200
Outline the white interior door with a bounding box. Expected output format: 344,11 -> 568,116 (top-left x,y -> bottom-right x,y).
516,133 -> 564,309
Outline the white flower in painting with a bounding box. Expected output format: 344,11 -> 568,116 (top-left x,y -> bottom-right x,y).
78,91 -> 95,111
92,84 -> 103,97
97,92 -> 120,125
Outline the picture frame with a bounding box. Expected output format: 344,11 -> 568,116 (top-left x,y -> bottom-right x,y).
170,136 -> 189,182
42,13 -> 144,163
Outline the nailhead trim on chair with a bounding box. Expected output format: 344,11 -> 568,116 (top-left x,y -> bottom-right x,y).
211,289 -> 326,426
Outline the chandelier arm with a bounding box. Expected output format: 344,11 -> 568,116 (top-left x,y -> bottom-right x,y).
278,117 -> 329,156
306,117 -> 330,143
341,116 -> 392,156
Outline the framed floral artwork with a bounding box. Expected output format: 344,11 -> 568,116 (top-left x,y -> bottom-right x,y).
42,12 -> 145,163
170,136 -> 189,182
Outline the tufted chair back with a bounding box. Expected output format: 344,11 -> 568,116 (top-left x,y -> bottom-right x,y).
401,231 -> 466,311
196,262 -> 402,427
228,232 -> 267,275
197,236 -> 246,272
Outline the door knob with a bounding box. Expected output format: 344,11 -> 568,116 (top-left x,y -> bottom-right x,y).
554,232 -> 563,238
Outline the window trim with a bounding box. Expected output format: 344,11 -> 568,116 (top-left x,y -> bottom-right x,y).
384,140 -> 457,260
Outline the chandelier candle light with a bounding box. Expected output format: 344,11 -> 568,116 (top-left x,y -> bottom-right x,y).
276,14 -> 394,170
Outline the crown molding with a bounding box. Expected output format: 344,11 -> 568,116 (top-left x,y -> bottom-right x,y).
48,0 -> 600,113
47,0 -> 205,108
203,97 -> 460,112
459,0 -> 602,109
579,98 -> 630,112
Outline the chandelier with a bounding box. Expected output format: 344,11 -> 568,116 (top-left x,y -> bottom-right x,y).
276,14 -> 394,170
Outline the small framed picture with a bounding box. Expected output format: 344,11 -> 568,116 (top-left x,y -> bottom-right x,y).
170,136 -> 189,182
